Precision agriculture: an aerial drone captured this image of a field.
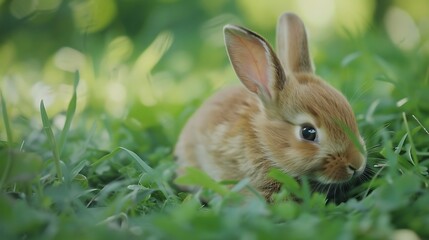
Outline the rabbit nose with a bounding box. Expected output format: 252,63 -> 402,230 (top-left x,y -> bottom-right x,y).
346,164 -> 357,176
347,163 -> 365,178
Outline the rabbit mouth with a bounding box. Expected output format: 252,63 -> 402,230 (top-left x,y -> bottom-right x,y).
314,173 -> 353,184
311,170 -> 355,185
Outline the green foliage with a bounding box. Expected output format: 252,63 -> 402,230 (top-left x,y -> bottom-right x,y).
58,71 -> 79,156
1,1 -> 429,240
40,100 -> 63,181
175,167 -> 230,197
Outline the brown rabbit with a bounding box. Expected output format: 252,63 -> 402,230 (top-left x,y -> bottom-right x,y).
174,12 -> 366,199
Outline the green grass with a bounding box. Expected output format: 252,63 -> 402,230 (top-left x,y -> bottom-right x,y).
1,6 -> 429,240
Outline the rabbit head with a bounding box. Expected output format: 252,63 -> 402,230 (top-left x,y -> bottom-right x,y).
224,13 -> 366,184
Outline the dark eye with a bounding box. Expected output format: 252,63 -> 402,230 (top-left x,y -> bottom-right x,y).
300,125 -> 317,142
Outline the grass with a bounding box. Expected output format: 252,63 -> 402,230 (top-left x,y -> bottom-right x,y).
1,24 -> 429,240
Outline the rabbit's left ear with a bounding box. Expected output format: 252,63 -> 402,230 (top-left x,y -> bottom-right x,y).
276,13 -> 314,73
224,24 -> 286,103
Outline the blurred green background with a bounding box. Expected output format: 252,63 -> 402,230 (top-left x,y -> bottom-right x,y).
1,0 -> 429,146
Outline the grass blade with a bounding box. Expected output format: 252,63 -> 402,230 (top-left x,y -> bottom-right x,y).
120,146 -> 174,197
0,91 -> 13,144
402,113 -> 419,165
334,119 -> 366,154
119,147 -> 154,174
58,71 -> 80,156
40,100 -> 63,181
0,91 -> 13,189
412,115 -> 429,135
92,147 -> 174,198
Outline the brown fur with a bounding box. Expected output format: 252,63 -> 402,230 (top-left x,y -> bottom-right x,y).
174,13 -> 366,199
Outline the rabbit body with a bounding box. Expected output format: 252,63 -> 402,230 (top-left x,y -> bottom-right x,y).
175,13 -> 366,198
175,86 -> 276,194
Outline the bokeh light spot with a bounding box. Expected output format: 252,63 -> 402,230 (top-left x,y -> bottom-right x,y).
54,47 -> 86,72
10,0 -> 37,19
384,7 -> 421,50
69,0 -> 117,33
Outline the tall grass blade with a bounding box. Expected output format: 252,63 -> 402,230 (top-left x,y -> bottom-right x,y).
412,115 -> 429,135
40,100 -> 63,181
402,113 -> 419,165
58,71 -> 80,156
0,91 -> 13,189
0,91 -> 13,144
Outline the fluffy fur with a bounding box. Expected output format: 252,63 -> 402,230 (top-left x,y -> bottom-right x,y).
174,13 -> 366,199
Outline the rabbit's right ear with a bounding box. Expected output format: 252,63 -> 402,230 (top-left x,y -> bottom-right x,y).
276,13 -> 314,73
224,25 -> 286,103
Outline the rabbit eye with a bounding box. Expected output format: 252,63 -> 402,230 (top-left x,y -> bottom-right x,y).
300,125 -> 317,142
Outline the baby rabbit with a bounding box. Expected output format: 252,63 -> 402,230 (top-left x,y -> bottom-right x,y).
175,12 -> 366,199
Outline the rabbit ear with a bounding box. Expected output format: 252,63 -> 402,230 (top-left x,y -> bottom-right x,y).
276,13 -> 314,73
224,24 -> 286,102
